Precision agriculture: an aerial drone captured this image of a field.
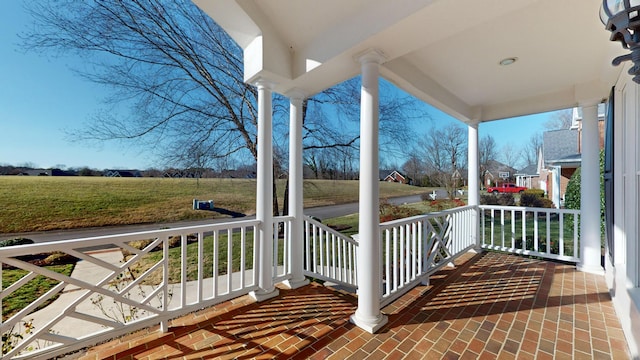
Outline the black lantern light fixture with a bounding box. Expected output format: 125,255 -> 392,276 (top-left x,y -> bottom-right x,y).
601,0 -> 640,83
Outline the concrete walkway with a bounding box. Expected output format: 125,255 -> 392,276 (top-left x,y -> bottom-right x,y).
24,247 -> 261,353
27,249 -> 127,340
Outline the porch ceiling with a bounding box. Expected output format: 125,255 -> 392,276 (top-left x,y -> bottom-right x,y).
193,0 -> 626,123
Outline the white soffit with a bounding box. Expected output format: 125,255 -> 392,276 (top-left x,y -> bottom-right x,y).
195,0 -> 626,122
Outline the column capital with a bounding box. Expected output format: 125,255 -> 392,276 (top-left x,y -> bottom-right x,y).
253,77 -> 277,90
467,120 -> 480,128
285,88 -> 307,102
354,49 -> 387,65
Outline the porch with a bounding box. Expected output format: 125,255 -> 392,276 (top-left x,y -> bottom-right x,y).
78,251 -> 629,360
1,203 -> 612,358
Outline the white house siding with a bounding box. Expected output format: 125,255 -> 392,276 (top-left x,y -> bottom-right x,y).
608,68 -> 640,359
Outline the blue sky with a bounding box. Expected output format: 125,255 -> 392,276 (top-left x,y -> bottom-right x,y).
1,2 -> 553,171
0,1 -> 150,170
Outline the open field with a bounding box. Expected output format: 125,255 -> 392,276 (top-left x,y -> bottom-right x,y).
0,176 -> 427,233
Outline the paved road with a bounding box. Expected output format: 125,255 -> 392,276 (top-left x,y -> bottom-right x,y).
2,194 -> 426,243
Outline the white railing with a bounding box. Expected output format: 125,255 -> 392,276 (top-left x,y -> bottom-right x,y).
379,205 -> 477,307
303,216 -> 358,289
479,205 -> 580,263
0,219 -> 270,360
273,215 -> 293,283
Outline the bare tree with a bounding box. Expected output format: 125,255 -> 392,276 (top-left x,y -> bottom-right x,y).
22,0 -> 426,216
499,142 -> 522,170
23,0 -> 260,162
479,135 -> 498,190
544,108 -> 573,130
419,124 -> 467,198
519,133 -> 542,168
402,154 -> 423,186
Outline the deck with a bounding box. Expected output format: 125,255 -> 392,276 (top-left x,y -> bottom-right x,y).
76,251 -> 630,359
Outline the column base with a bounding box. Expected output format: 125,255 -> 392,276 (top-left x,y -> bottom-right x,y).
250,288 -> 280,302
282,277 -> 310,290
350,313 -> 388,334
577,263 -> 605,275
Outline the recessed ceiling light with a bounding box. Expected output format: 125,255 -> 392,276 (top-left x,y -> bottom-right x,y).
499,57 -> 518,66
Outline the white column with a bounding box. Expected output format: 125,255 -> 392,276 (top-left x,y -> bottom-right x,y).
468,123 -> 480,206
350,49 -> 388,334
283,90 -> 310,289
552,166 -> 561,208
578,103 -> 604,274
250,79 -> 280,301
468,123 -> 481,250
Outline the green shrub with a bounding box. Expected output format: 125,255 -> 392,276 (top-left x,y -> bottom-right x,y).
537,198 -> 555,208
564,167 -> 581,210
523,189 -> 545,198
0,238 -> 34,248
520,193 -> 555,208
565,150 -> 606,241
480,193 -> 515,206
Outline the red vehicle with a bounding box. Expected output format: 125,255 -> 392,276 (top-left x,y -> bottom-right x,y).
486,183 -> 527,194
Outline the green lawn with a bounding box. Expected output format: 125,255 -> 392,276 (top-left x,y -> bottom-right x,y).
0,177 -> 427,233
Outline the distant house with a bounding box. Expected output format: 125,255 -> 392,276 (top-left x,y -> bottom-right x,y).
17,168 -> 76,176
514,164 -> 540,190
481,160 -> 517,189
105,169 -> 142,178
383,170 -> 411,184
20,169 -> 52,176
539,105 -> 605,207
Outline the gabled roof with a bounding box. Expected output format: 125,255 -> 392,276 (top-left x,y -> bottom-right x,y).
483,160 -> 517,177
546,153 -> 582,168
543,129 -> 579,163
516,164 -> 539,176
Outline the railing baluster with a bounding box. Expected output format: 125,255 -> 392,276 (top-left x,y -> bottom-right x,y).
559,212 -> 565,257
181,234 -> 187,307
491,209 -> 496,246
213,229 -> 219,297
546,212 -> 551,255
331,233 -> 337,279
500,209 -> 505,248
399,225 -> 405,287
521,210 -> 526,252
312,224 -> 318,274
411,222 -> 417,280
197,232 -> 204,302
240,227 -> 246,288
534,210 -> 539,252
385,229 -> 390,296
393,226 -> 399,292
227,228 -> 233,293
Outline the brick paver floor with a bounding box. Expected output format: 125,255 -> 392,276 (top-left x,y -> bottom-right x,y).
77,251 -> 630,359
